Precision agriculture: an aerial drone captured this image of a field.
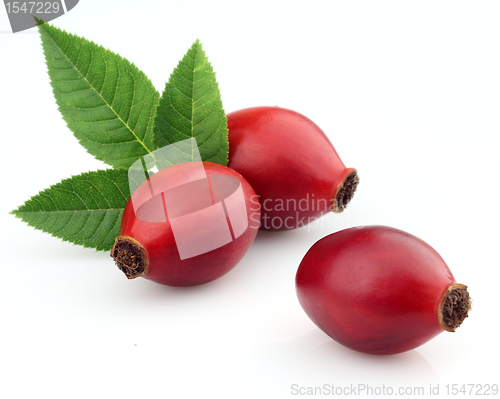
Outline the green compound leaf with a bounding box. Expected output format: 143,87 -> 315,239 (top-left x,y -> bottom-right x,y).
11,169 -> 130,251
154,40 -> 229,165
38,23 -> 159,168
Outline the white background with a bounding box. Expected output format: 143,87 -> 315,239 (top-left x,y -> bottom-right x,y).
1,1 -> 499,398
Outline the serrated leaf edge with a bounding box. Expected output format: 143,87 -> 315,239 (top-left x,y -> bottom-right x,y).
11,169 -> 129,252
38,23 -> 160,167
153,40 -> 229,164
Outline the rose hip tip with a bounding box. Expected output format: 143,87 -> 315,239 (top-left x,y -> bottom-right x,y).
111,235 -> 149,279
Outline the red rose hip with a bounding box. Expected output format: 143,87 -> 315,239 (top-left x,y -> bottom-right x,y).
111,162 -> 260,286
295,226 -> 471,355
227,106 -> 358,231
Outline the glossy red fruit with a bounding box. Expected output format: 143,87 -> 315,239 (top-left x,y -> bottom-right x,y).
111,162 -> 260,287
227,106 -> 358,231
296,226 -> 471,355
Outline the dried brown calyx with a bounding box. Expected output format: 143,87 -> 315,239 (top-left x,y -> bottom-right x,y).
438,284 -> 472,332
110,235 -> 149,279
333,170 -> 360,213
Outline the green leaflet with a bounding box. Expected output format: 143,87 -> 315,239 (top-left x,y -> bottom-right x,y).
154,40 -> 229,165
38,23 -> 159,168
11,169 -> 130,251
15,27 -> 232,252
